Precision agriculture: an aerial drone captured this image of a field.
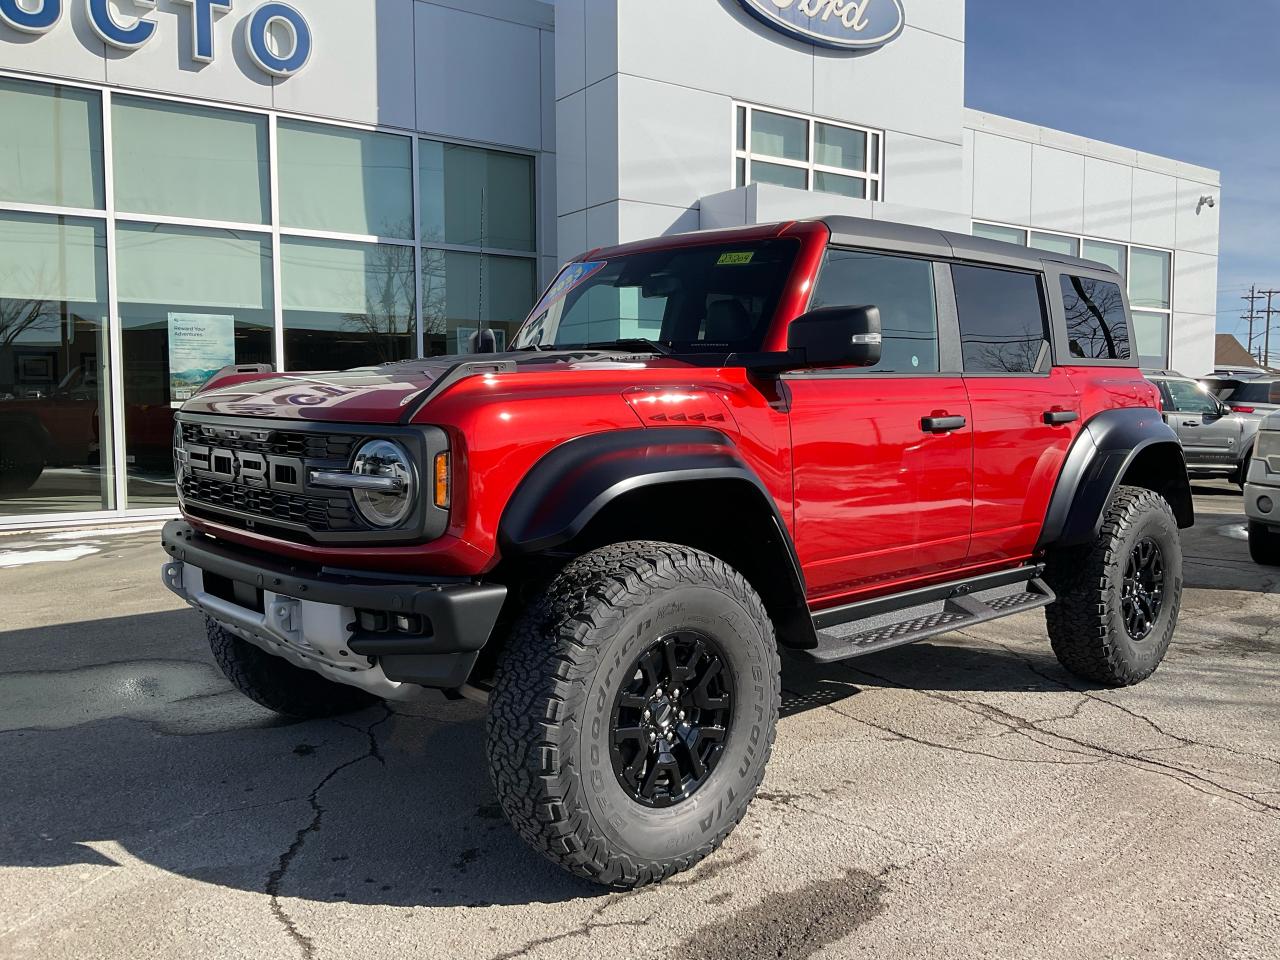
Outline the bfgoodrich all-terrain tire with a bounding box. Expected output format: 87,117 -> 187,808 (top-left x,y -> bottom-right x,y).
207,618 -> 381,718
1248,521 -> 1280,566
1044,485 -> 1183,686
485,541 -> 781,889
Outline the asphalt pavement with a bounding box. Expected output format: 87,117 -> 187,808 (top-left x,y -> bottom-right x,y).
1,482 -> 1277,959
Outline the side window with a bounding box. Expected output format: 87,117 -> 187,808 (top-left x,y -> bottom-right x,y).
810,249 -> 939,373
1164,379 -> 1222,416
1060,275 -> 1131,360
951,265 -> 1050,374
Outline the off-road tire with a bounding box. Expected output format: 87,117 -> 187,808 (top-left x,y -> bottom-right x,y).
1044,485 -> 1182,686
485,541 -> 781,889
1248,521 -> 1280,566
206,617 -> 381,718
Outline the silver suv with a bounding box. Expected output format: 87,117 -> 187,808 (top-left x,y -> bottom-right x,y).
1147,371 -> 1262,486
1201,375 -> 1280,417
1244,412 -> 1280,564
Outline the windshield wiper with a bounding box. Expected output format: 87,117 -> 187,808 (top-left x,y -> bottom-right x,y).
583,338 -> 675,356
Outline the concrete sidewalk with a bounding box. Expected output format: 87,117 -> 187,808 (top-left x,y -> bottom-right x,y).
1,483 -> 1277,959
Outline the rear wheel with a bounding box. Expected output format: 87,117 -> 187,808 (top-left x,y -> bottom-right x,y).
207,618 -> 381,718
1044,486 -> 1183,686
1248,521 -> 1280,566
485,541 -> 780,889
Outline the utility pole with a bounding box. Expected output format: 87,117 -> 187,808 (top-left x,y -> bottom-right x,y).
1261,289 -> 1280,370
1244,285 -> 1265,362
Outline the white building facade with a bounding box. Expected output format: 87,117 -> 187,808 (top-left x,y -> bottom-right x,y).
0,0 -> 1220,526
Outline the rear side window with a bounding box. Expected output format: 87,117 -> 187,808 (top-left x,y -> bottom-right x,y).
1060,275 -> 1132,361
951,265 -> 1049,374
1218,381 -> 1279,404
810,249 -> 939,373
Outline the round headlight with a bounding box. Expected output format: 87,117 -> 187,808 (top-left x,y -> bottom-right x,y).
351,439 -> 416,528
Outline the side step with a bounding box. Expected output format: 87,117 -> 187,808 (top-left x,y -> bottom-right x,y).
801,577 -> 1056,664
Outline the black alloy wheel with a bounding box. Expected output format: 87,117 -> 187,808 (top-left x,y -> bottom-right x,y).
1121,537 -> 1165,640
609,631 -> 733,807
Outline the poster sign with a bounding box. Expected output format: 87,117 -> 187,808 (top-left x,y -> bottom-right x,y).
168,312 -> 235,406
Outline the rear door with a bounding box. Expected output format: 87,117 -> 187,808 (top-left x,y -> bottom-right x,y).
1159,378 -> 1243,467
951,263 -> 1082,566
787,247 -> 973,604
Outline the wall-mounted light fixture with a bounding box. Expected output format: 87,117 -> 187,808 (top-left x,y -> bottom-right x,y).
1197,195 -> 1217,214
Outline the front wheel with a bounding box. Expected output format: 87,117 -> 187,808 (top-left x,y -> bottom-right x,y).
1044,486 -> 1183,686
485,541 -> 781,889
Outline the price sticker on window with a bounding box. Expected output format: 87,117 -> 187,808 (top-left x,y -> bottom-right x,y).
716,251 -> 755,266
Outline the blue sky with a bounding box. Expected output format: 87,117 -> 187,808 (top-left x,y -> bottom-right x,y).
965,0 -> 1279,349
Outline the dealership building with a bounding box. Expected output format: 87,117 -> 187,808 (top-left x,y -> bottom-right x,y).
0,0 -> 1221,527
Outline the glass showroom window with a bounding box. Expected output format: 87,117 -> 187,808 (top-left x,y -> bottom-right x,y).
282,237 -> 416,370
112,96 -> 269,225
0,213 -> 114,515
116,224 -> 274,508
422,250 -> 536,355
278,121 -> 414,240
972,222 -> 1175,366
0,77 -> 104,210
734,104 -> 883,201
419,138 -> 538,353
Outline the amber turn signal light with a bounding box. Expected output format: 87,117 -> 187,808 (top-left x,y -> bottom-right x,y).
433,451 -> 451,509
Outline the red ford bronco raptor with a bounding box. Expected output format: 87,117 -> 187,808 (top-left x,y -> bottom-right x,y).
162,216 -> 1192,888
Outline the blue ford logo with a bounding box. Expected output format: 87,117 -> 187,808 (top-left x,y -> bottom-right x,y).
738,0 -> 906,51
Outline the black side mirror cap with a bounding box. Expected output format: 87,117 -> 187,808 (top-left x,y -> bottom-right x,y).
786,305 -> 882,369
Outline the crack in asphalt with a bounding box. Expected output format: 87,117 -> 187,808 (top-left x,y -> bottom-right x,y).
838,653 -> 1280,820
484,896 -> 653,960
265,705 -> 394,960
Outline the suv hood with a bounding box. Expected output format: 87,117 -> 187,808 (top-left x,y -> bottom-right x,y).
180,352 -> 681,423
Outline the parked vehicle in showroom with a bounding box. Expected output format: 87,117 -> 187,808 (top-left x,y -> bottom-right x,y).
1243,412 -> 1280,564
161,217 -> 1192,888
1147,371 -> 1262,486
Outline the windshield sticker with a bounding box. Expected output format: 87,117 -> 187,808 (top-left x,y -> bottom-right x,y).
716,251 -> 755,266
530,260 -> 609,316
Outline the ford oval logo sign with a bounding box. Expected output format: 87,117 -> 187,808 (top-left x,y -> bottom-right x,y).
738,0 -> 906,51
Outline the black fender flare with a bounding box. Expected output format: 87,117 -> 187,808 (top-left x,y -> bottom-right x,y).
1038,407 -> 1193,549
498,426 -> 809,611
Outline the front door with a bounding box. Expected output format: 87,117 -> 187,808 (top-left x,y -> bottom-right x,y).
787,248 -> 973,605
1159,378 -> 1242,468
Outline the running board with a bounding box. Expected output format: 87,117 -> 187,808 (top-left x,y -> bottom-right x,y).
801,577 -> 1056,664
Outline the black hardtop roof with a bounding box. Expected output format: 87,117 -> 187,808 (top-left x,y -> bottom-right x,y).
816,215 -> 1122,278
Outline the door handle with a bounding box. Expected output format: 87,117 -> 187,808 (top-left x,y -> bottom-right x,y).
1184,421 -> 1200,427
921,415 -> 966,433
1043,410 -> 1079,425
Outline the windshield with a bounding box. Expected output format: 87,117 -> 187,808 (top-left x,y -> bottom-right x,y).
511,239 -> 800,353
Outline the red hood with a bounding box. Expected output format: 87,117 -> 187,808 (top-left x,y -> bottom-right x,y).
180,353 -> 689,423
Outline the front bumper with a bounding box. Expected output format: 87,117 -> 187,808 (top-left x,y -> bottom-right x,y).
1244,457 -> 1280,528
161,520 -> 507,696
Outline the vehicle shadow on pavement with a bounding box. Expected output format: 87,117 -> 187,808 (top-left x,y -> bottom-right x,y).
0,610 -> 606,910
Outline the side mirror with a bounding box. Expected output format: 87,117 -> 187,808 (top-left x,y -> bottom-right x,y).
787,305 -> 882,369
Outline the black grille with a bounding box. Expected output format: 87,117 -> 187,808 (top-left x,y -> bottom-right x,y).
180,476 -> 360,532
180,422 -> 360,462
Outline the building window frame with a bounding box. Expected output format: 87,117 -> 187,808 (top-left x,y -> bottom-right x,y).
732,101 -> 885,202
971,219 -> 1174,369
0,68 -> 542,529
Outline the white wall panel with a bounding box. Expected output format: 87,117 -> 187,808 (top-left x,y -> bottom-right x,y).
1082,157 -> 1133,242
272,0 -> 416,128
885,133 -> 964,213
1175,177 -> 1220,256
971,132 -> 1031,225
584,75 -> 619,209
0,3 -> 106,84
1173,250 -> 1219,317
1170,312 -> 1216,377
415,3 -> 542,149
1130,168 -> 1178,249
616,75 -> 728,211
1030,145 -> 1085,234
556,89 -> 587,215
